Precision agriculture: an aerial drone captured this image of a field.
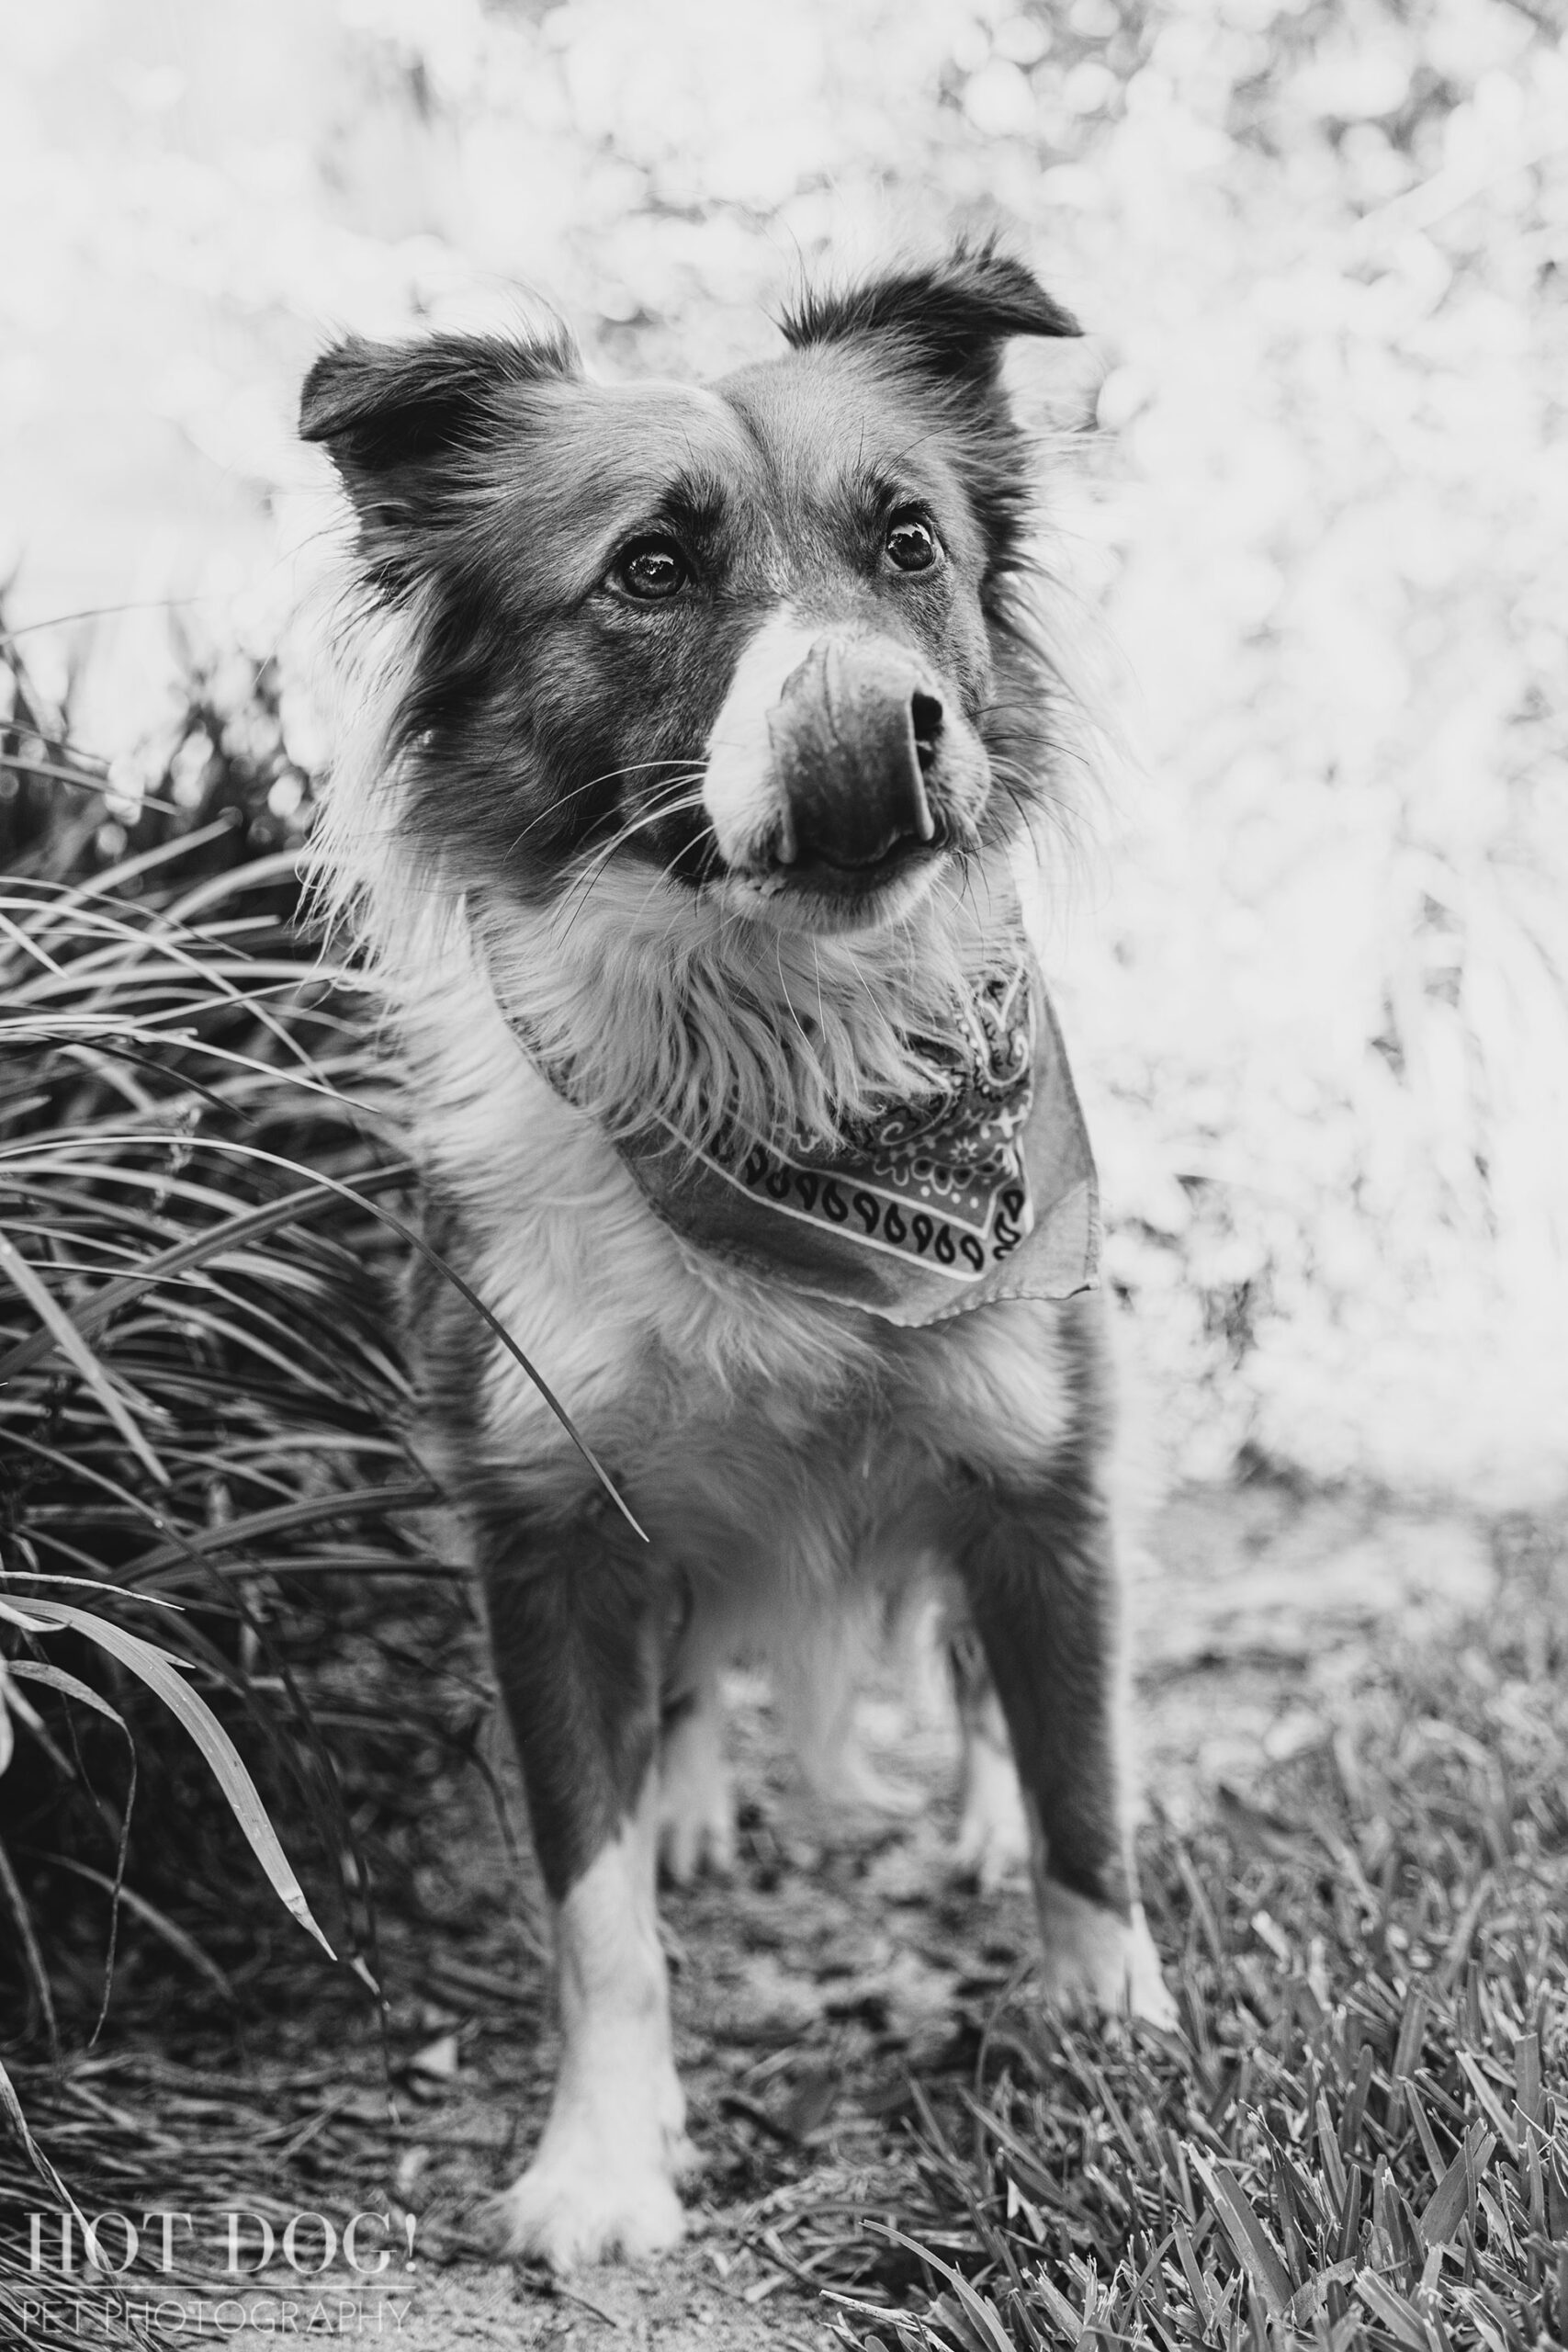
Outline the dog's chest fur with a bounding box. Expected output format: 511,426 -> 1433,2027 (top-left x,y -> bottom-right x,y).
400,890 -> 1083,1599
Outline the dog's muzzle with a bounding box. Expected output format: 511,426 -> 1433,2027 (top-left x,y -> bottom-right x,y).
766,639 -> 942,881
703,622 -> 976,903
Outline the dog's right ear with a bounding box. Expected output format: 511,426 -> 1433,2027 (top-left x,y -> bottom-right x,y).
299,327 -> 578,589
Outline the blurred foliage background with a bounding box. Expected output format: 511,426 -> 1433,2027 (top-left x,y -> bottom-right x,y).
3,0 -> 1564,1505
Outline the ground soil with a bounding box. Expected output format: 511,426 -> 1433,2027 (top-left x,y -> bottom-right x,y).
27,1485 -> 1497,2350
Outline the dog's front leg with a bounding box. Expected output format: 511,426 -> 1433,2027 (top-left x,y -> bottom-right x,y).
483,1514 -> 694,2269
954,1478 -> 1176,2028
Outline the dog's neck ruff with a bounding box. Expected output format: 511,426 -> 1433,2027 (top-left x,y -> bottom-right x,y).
492,928 -> 1100,1328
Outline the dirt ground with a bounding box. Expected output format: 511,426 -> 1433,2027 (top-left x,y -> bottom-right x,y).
39,1484 -> 1497,2351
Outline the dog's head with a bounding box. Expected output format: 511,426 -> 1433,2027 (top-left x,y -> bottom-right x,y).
301,242 -> 1079,941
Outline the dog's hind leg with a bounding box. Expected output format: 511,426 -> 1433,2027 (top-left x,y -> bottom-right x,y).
657,1670 -> 736,1885
482,1513 -> 694,2270
947,1622 -> 1030,1889
952,1476 -> 1175,2028
775,1594 -> 922,1815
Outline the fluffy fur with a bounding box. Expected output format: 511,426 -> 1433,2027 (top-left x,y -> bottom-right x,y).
302,240 -> 1173,2274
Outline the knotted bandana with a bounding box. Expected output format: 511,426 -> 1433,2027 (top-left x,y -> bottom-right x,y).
499,940 -> 1100,1329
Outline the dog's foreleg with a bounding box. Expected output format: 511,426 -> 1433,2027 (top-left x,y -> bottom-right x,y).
483,1517 -> 694,2269
954,1480 -> 1175,2027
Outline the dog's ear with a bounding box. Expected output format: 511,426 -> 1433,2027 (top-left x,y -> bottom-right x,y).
299,328 -> 578,590
781,240 -> 1079,390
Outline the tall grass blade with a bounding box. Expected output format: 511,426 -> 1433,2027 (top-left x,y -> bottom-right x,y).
6,1599 -> 336,1960
1190,2154 -> 1293,2319
1420,2123 -> 1496,2249
3,1130 -> 646,1542
0,1229 -> 168,1486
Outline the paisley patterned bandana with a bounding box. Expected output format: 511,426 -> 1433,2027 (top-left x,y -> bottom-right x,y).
501,944 -> 1100,1329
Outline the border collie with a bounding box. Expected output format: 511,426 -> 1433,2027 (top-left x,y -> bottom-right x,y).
300,241 -> 1173,2272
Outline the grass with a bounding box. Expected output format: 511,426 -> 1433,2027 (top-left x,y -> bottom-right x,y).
810,1519 -> 1567,2351
0,627 -> 491,2326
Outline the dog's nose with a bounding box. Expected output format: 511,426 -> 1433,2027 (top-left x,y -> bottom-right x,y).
910,691 -> 943,774
767,639 -> 942,871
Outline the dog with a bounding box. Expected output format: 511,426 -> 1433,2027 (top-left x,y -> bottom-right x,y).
299,240 -> 1174,2273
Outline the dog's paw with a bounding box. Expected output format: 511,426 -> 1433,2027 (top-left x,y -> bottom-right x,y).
953,1739 -> 1030,1890
658,1702 -> 736,1885
1036,1885 -> 1178,2030
1120,1909 -> 1179,2030
498,2118 -> 694,2271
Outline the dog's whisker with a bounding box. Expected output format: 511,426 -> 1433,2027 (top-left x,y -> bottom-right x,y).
772,933 -> 815,1063
550,788 -> 710,953
556,785 -> 708,910
502,760 -> 708,861
558,778 -> 708,878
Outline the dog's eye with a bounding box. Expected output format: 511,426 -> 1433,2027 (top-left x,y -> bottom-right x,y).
613,538 -> 689,602
886,514 -> 940,574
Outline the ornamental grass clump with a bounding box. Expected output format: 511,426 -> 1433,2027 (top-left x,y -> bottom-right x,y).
0,628 -> 479,2227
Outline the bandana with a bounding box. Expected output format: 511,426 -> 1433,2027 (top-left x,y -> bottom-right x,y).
500,944 -> 1100,1329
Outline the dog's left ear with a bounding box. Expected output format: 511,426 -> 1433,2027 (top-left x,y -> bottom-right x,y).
781,240 -> 1079,393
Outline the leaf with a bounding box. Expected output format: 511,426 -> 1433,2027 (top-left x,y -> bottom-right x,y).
929,2290 -> 1008,2352
14,1598 -> 336,1961
0,1227 -> 169,1486
130,1480 -> 436,1577
0,1171 -> 364,1379
863,2224 -> 1018,2352
1419,2120 -> 1496,2247
943,2274 -> 1018,2352
0,2052 -> 89,2224
1353,2270 -> 1432,2350
0,1826 -> 60,2057
1172,2218 -> 1215,2324
1190,2153 -> 1293,2319
8,1655 -> 135,1729
6,1656 -> 140,2037
1455,2051 -> 1516,2154
0,1654 -> 41,1772
1024,2266 -> 1087,2341
46,1856 -> 234,1999
4,1129 -> 645,1541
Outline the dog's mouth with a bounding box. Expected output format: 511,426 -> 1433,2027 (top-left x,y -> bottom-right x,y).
773,825 -> 943,895
727,816 -> 951,926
